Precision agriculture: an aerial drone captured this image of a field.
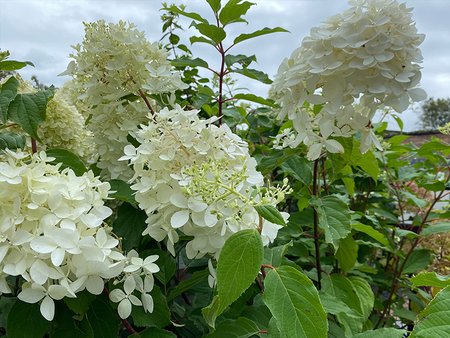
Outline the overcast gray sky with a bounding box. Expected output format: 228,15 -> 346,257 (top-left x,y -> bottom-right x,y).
1,0 -> 449,131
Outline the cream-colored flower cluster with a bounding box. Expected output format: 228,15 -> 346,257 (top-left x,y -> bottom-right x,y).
38,88 -> 96,162
0,150 -> 158,321
121,105 -> 289,259
271,0 -> 426,159
63,20 -> 187,180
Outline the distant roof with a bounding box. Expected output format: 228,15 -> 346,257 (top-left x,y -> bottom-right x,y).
385,130 -> 450,147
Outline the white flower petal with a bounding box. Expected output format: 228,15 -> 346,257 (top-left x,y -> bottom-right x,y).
170,210 -> 189,228
40,296 -> 55,321
118,299 -> 132,319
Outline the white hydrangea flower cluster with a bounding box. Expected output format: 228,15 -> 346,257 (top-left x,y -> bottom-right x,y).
38,88 -> 96,162
121,105 -> 290,259
0,150 -> 158,321
63,20 -> 187,180
271,0 -> 426,159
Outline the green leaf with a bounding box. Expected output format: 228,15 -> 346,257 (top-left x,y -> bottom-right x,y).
410,286 -> 450,338
255,205 -> 286,226
411,272 -> 450,289
109,179 -> 136,205
171,56 -> 209,69
217,229 -> 263,309
232,68 -> 272,84
336,235 -> 358,272
7,89 -> 54,140
351,222 -> 392,250
219,0 -> 255,26
167,268 -> 209,302
422,222 -> 450,236
354,150 -> 379,181
281,155 -> 313,185
206,0 -> 221,12
113,202 -> 147,251
131,287 -> 170,328
233,93 -> 274,107
224,54 -> 256,68
0,76 -> 19,122
234,27 -> 288,44
263,266 -> 328,338
0,60 -> 34,71
190,36 -> 216,46
7,300 -> 50,337
352,328 -> 406,338
322,275 -> 374,335
263,241 -> 293,267
402,249 -> 432,275
207,317 -> 260,337
203,229 -> 263,327
194,23 -> 226,44
166,5 -> 207,23
51,301 -> 94,338
64,290 -> 96,315
311,196 -> 351,251
155,251 -> 176,285
86,294 -> 119,338
0,132 -> 26,150
46,148 -> 87,176
130,327 -> 176,338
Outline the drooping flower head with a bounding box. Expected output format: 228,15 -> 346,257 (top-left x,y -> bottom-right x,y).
121,105 -> 290,259
271,0 -> 426,159
0,150 -> 158,320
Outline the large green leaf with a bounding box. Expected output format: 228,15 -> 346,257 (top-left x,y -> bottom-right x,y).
112,203 -> 147,251
255,205 -> 286,226
165,5 -> 207,23
7,300 -> 51,338
109,179 -> 136,206
263,241 -> 293,267
63,290 -> 96,315
194,23 -> 226,44
281,155 -> 313,186
219,0 -> 254,26
0,60 -> 34,71
86,294 -> 119,338
207,317 -> 260,337
7,89 -> 54,140
311,196 -> 351,251
130,327 -> 176,337
46,148 -> 87,176
0,76 -> 19,122
263,266 -> 327,338
203,229 -> 263,327
402,249 -> 432,275
206,0 -> 221,12
233,93 -> 275,107
171,56 -> 209,69
234,27 -> 288,44
411,272 -> 450,289
232,68 -> 272,84
51,301 -> 94,338
352,328 -> 406,338
131,287 -> 170,328
410,286 -> 450,338
224,54 -> 256,68
421,222 -> 450,236
167,269 -> 209,302
351,222 -> 392,250
322,275 -> 374,335
0,132 -> 26,150
335,235 -> 358,272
